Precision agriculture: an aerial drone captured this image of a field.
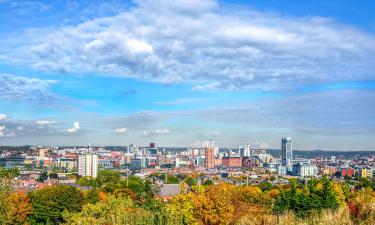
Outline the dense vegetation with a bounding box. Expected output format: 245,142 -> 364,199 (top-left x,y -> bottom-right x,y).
0,168 -> 374,225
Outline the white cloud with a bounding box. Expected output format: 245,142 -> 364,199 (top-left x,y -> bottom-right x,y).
36,120 -> 57,126
0,114 -> 7,121
155,128 -> 170,134
67,121 -> 80,133
4,0 -> 375,91
115,127 -> 128,133
0,126 -> 16,138
0,74 -> 57,103
0,126 -> 5,137
144,128 -> 171,136
212,131 -> 221,136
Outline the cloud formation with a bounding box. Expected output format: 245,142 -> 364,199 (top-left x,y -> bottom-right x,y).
212,131 -> 221,136
5,0 -> 374,91
67,121 -> 80,133
144,128 -> 171,137
0,126 -> 16,138
0,74 -> 57,103
0,114 -> 7,121
0,126 -> 5,137
36,120 -> 57,126
115,127 -> 128,133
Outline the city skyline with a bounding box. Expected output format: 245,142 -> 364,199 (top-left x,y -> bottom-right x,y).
0,0 -> 375,150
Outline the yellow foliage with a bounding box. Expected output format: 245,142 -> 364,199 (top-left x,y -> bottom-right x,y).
332,183 -> 346,206
4,190 -> 33,225
351,188 -> 375,225
268,189 -> 280,198
165,193 -> 199,225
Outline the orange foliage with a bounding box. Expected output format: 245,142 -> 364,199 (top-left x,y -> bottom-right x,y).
98,191 -> 107,202
268,188 -> 280,198
113,188 -> 136,199
191,184 -> 235,225
4,190 -> 33,224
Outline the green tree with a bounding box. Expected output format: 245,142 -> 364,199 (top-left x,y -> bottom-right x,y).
49,173 -> 58,180
0,168 -> 20,185
258,181 -> 272,192
37,171 -> 48,183
96,171 -> 120,192
123,176 -> 144,193
320,176 -> 339,210
202,179 -> 214,186
83,189 -> 101,204
77,176 -> 98,188
29,185 -> 84,224
0,183 -> 12,224
167,175 -> 180,184
184,177 -> 197,187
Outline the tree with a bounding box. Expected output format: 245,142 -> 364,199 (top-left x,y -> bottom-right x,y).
113,188 -> 136,200
184,177 -> 197,187
123,176 -> 144,193
320,176 -> 339,210
4,191 -> 33,224
84,190 -> 101,205
29,185 -> 84,224
37,171 -> 48,183
167,175 -> 180,184
77,176 -> 98,188
166,193 -> 199,225
49,173 -> 58,180
0,184 -> 12,224
0,168 -> 20,185
96,171 -> 120,192
64,195 -> 155,225
202,179 -> 214,186
258,181 -> 272,192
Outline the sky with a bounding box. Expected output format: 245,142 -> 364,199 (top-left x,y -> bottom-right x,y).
0,0 -> 375,150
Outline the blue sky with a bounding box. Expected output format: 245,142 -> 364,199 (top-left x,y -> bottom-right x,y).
0,0 -> 374,150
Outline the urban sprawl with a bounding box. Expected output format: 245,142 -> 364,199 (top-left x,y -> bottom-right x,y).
1,137 -> 374,198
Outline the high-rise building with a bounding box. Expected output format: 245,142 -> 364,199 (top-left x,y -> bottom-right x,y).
282,137 -> 292,166
205,139 -> 215,169
239,144 -> 251,157
78,153 -> 98,178
149,142 -> 157,155
244,144 -> 251,157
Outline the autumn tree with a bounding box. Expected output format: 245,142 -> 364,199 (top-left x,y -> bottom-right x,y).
4,191 -> 33,224
165,193 -> 198,225
64,195 -> 155,225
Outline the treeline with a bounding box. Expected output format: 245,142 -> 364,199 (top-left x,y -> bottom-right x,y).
0,169 -> 374,225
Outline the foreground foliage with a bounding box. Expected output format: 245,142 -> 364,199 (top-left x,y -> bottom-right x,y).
0,171 -> 374,225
